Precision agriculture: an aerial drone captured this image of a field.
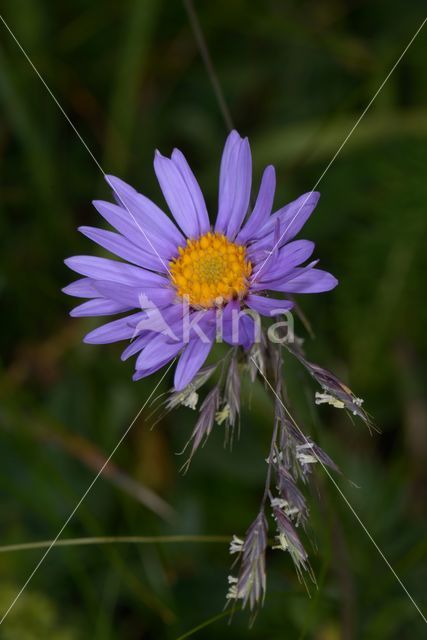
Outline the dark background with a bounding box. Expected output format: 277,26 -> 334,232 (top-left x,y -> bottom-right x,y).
0,1 -> 426,638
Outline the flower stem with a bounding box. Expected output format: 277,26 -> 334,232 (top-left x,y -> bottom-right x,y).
0,534 -> 230,554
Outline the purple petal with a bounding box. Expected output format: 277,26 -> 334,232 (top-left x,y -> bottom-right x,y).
64,256 -> 169,287
132,358 -> 175,381
236,165 -> 276,244
250,260 -> 318,292
214,131 -> 242,233
154,151 -> 200,238
136,334 -> 183,371
93,280 -> 175,308
121,332 -> 152,361
62,278 -> 98,298
221,300 -> 258,350
225,138 -> 252,239
70,298 -> 132,317
251,239 -> 315,282
271,268 -> 338,293
215,133 -> 252,239
105,175 -> 185,248
131,303 -> 184,340
245,294 -> 294,316
217,130 -> 240,223
239,314 -> 257,350
92,200 -> 174,264
79,226 -> 165,272
171,149 -> 210,235
250,192 -> 320,250
150,306 -> 215,344
173,332 -> 215,390
83,312 -> 146,344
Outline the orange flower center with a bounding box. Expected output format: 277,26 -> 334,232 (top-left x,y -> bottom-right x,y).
170,232 -> 252,308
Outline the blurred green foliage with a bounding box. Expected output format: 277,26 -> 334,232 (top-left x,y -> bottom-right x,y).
0,584 -> 77,640
0,0 -> 426,638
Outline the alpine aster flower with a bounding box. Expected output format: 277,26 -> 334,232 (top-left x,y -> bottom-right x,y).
63,130 -> 337,390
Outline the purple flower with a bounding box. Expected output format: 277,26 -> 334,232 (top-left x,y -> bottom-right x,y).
63,130 -> 337,390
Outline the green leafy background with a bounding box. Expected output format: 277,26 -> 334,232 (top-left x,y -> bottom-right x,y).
0,1 -> 426,638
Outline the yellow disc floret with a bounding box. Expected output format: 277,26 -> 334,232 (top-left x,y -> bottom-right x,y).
170,232 -> 252,308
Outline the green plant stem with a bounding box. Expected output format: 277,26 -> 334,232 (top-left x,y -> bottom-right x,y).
0,534 -> 230,554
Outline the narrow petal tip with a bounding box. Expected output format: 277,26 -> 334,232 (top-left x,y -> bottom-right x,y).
328,275 -> 339,290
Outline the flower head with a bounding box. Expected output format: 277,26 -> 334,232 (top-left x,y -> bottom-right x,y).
64,130 -> 337,390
